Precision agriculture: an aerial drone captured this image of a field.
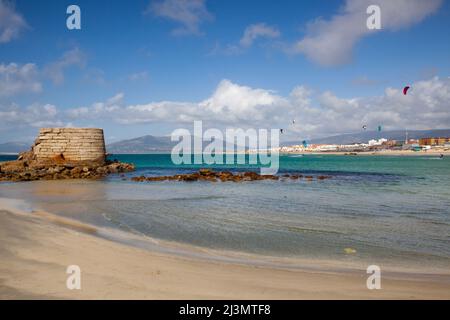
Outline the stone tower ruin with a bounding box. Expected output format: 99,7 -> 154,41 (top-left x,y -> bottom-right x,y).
32,128 -> 107,163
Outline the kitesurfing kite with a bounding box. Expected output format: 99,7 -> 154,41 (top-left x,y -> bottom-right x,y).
302,140 -> 308,148
403,86 -> 410,95
362,125 -> 367,130
280,129 -> 284,134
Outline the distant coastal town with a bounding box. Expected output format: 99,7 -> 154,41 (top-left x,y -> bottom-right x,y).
278,136 -> 450,154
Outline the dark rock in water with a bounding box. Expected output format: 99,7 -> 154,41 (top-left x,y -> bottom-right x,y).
199,168 -> 213,175
128,170 -> 330,183
183,175 -> 198,182
243,171 -> 263,180
147,176 -> 169,182
131,176 -> 146,182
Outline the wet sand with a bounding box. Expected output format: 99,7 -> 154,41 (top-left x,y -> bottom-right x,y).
1,207 -> 449,299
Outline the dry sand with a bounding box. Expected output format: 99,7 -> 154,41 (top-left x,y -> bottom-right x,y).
1,208 -> 449,300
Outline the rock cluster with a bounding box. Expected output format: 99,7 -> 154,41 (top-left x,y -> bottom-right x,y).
130,169 -> 332,183
0,153 -> 134,182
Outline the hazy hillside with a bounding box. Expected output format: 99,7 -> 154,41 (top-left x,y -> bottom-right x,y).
0,142 -> 30,154
107,135 -> 244,154
107,135 -> 174,153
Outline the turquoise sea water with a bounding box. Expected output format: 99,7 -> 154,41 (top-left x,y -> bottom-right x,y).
1,154 -> 450,269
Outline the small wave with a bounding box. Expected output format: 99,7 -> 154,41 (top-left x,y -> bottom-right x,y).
166,195 -> 227,202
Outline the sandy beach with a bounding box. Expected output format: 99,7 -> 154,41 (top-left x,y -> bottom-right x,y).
1,206 -> 449,300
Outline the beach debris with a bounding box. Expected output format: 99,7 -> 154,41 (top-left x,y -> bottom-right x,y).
403,85 -> 410,95
130,170 -> 332,183
344,248 -> 357,254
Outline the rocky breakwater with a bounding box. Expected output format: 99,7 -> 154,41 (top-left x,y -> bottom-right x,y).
0,155 -> 135,182
131,169 -> 332,183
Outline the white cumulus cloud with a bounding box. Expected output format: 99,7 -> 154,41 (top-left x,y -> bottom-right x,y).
0,63 -> 42,97
211,23 -> 280,56
294,0 -> 442,66
0,103 -> 62,129
0,0 -> 27,43
240,23 -> 280,47
62,77 -> 450,138
148,0 -> 213,35
3,77 -> 450,140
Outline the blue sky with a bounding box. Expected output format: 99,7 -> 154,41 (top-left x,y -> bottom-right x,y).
1,0 -> 450,143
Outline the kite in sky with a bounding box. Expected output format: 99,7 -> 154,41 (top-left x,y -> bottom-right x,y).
403,86 -> 411,95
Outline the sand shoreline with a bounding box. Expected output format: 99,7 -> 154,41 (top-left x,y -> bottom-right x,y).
2,150 -> 450,159
280,150 -> 450,156
1,205 -> 449,299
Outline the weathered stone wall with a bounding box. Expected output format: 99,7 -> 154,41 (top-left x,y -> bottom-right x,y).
33,128 -> 106,162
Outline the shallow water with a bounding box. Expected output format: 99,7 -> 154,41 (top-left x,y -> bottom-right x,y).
1,154 -> 449,270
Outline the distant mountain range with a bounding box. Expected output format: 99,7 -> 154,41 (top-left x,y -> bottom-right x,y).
106,129 -> 450,153
2,129 -> 449,154
106,135 -> 238,154
107,135 -> 174,153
